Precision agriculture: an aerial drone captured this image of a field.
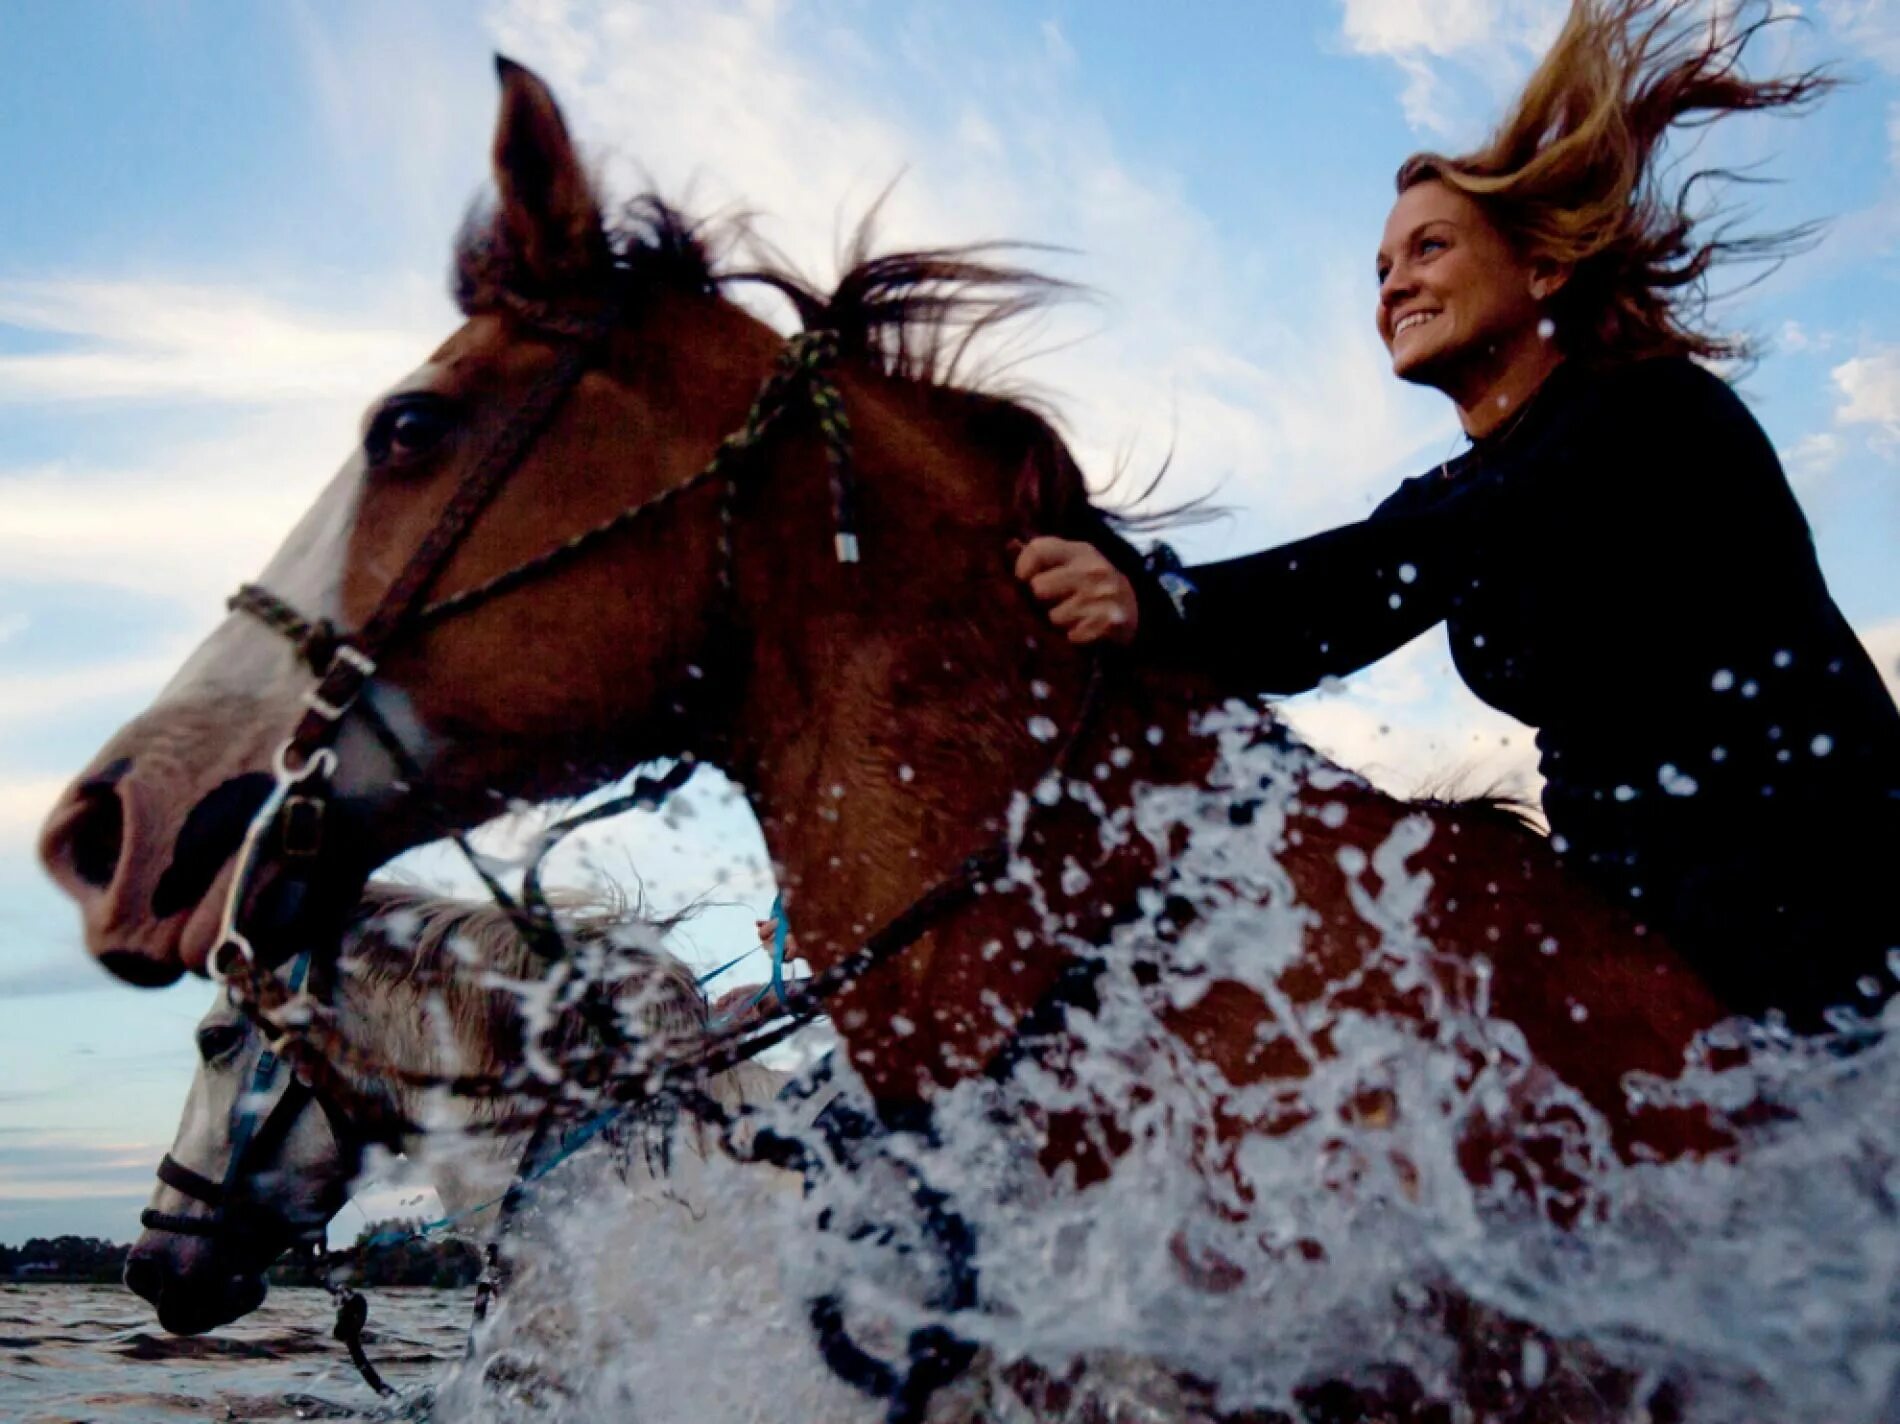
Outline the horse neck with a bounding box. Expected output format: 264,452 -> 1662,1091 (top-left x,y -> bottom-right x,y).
718,378 -> 1218,1100
335,968 -> 523,1211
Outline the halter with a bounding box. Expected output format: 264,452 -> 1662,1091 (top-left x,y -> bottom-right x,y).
208,289 -> 1105,1421
142,951 -> 398,1239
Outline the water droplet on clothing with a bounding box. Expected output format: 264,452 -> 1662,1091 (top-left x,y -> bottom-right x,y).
1398,563 -> 1417,584
1712,669 -> 1735,691
1028,715 -> 1059,743
1657,764 -> 1699,796
1030,680 -> 1052,701
898,764 -> 916,782
1811,734 -> 1833,756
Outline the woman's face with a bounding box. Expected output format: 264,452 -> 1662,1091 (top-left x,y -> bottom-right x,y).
1375,179 -> 1548,388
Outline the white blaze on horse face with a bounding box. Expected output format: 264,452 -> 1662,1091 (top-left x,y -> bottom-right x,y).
153,365 -> 448,800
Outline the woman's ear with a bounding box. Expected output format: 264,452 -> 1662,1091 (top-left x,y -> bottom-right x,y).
1528,255 -> 1573,302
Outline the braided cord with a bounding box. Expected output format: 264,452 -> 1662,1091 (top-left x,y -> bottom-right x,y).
409,329 -> 840,634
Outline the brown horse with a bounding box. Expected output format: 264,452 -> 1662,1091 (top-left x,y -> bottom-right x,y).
41,55 -> 1729,1336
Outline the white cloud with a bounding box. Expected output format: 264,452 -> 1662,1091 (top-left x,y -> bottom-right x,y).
0,278 -> 443,406
1788,430 -> 1843,483
1833,348 -> 1900,434
0,401 -> 377,602
0,777 -> 72,861
1820,0 -> 1900,76
1860,615 -> 1900,705
1336,0 -> 1565,134
483,0 -> 1450,539
1276,628 -> 1544,808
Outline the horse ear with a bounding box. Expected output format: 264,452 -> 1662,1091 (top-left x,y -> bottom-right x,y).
490,57 -> 607,293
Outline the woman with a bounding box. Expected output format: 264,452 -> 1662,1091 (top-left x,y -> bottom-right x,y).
1018,0 -> 1899,1028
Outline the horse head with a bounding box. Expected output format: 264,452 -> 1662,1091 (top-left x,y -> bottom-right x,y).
39,60 -> 800,985
126,986 -> 379,1334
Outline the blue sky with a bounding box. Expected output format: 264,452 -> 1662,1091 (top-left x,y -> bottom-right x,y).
1,0 -> 1895,1242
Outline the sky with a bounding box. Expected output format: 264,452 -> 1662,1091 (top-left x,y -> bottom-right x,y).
1,0 -> 1895,1244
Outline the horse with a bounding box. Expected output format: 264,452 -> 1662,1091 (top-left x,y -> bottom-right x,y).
125,883 -> 967,1420
50,58 -> 1737,1415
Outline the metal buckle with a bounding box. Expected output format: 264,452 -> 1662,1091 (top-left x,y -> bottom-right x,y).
281,795 -> 325,858
210,744 -> 337,982
301,645 -> 376,721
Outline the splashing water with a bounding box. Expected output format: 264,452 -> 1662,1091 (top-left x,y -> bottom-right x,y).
406,707 -> 1900,1421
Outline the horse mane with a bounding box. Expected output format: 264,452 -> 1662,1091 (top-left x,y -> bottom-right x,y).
453,189 -> 1134,545
338,881 -> 708,1084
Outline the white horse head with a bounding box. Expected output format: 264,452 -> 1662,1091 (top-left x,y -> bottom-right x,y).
125,884 -> 715,1336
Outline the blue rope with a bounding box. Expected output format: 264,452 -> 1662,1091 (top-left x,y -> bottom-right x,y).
356,1102 -> 626,1251
357,899 -> 793,1253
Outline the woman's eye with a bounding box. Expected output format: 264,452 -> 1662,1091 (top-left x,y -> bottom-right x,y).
1418,236 -> 1447,257
196,1022 -> 245,1063
365,398 -> 456,466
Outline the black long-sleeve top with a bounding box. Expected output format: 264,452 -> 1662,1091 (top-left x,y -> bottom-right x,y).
1129,356 -> 1900,1022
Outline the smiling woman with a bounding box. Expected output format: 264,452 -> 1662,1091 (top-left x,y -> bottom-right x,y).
1018,0 -> 1900,1028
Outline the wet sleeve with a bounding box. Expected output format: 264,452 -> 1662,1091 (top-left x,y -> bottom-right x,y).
1129,493 -> 1471,698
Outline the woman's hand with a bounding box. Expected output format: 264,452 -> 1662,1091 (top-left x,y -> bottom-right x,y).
1013,537 -> 1139,646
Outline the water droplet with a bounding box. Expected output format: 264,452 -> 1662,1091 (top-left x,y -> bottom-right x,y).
830,783 -> 846,798
1536,317 -> 1556,342
1741,680 -> 1759,699
1027,715 -> 1059,743
1569,1001 -> 1589,1023
898,764 -> 916,782
1811,734 -> 1833,757
1145,725 -> 1164,746
1109,746 -> 1133,768
1657,764 -> 1698,796
1030,679 -> 1052,701
1398,562 -> 1417,584
1539,936 -> 1560,955
1711,668 -> 1734,691
1613,784 -> 1637,802
1318,801 -> 1348,829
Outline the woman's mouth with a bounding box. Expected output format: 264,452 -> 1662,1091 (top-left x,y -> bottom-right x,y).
1393,310 -> 1440,338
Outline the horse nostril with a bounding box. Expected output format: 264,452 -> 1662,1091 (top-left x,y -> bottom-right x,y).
124,1252 -> 167,1304
67,782 -> 126,889
99,950 -> 185,989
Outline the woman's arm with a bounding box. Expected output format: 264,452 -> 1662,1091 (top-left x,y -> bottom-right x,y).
1017,492 -> 1471,699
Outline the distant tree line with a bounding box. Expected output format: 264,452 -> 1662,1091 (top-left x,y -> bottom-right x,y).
5,1222 -> 480,1289
1,1236 -> 128,1283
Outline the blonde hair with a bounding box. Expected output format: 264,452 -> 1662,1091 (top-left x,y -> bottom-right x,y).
1398,0 -> 1833,365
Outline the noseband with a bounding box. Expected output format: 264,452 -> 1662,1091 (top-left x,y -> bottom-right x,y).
216,300 -> 859,990
141,954 -> 394,1246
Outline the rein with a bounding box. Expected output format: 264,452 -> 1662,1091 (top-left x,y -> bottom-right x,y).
202,294 -> 1106,1417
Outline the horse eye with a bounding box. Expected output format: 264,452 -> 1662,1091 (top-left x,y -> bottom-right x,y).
196,1021 -> 245,1063
365,396 -> 456,467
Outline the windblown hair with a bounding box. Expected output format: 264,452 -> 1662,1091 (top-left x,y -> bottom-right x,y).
1398,0 -> 1834,365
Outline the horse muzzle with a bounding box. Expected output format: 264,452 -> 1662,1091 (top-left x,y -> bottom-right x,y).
124,1245 -> 270,1336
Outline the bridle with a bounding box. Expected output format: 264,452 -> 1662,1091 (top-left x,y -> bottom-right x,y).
203,279 -> 1105,1421
213,289 -> 861,989
142,950 -> 403,1256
